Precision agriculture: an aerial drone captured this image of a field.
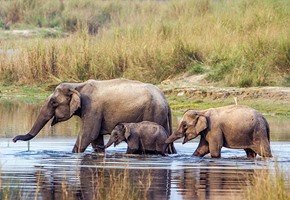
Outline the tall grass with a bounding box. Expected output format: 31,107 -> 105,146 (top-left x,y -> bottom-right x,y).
0,0 -> 289,86
244,164 -> 290,200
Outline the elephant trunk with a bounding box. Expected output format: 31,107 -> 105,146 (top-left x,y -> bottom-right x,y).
104,137 -> 116,148
182,137 -> 189,144
165,134 -> 178,144
166,130 -> 184,144
13,101 -> 54,143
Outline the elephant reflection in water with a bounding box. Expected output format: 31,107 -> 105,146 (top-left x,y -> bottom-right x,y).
35,154 -> 172,200
79,154 -> 171,200
34,158 -> 258,200
172,166 -> 256,200
34,169 -> 82,200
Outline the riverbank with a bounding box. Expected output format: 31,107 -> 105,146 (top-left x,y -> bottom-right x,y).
159,75 -> 290,116
0,79 -> 289,117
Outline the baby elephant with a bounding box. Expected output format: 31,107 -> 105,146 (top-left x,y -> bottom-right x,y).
103,121 -> 170,156
166,105 -> 272,158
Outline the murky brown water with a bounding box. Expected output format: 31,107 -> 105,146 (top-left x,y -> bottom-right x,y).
1,102 -> 290,200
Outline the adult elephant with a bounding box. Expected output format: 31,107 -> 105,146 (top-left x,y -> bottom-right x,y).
13,78 -> 176,153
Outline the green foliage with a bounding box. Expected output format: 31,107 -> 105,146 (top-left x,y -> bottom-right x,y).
189,64 -> 206,75
207,58 -> 235,82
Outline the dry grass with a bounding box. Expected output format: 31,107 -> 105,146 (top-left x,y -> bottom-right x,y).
0,0 -> 289,86
0,167 -> 152,200
244,164 -> 290,200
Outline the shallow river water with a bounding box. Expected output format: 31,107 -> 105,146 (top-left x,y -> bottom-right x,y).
0,102 -> 290,200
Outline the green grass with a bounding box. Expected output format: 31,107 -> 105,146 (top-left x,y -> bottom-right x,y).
0,84 -> 289,117
0,0 -> 289,86
0,85 -> 51,104
166,94 -> 290,117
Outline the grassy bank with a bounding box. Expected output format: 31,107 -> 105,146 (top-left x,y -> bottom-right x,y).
0,0 -> 289,87
167,95 -> 290,117
0,84 -> 289,117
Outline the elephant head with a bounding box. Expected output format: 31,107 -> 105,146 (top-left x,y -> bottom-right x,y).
104,123 -> 129,148
13,83 -> 81,142
165,110 -> 208,144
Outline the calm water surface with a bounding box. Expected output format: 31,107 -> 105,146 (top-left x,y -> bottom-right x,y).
0,102 -> 290,200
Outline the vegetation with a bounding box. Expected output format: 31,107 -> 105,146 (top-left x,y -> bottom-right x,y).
244,165 -> 290,200
0,1 -> 289,197
1,163 -> 289,200
0,167 -> 152,200
167,95 -> 290,116
0,0 -> 289,87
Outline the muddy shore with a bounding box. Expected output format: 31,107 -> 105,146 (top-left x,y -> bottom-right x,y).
160,75 -> 290,101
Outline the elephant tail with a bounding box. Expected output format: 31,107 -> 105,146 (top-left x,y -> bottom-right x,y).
167,106 -> 177,154
168,106 -> 173,136
263,116 -> 270,141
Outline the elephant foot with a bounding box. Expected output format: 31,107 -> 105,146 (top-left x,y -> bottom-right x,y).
263,152 -> 273,158
159,151 -> 167,156
94,145 -> 106,150
93,146 -> 106,154
72,145 -> 86,153
210,154 -> 221,159
244,148 -> 257,158
192,149 -> 209,157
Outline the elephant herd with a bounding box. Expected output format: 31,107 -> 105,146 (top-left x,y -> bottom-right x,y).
13,78 -> 272,158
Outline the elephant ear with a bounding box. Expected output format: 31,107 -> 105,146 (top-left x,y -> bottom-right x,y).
124,125 -> 131,140
195,115 -> 207,134
69,89 -> 81,117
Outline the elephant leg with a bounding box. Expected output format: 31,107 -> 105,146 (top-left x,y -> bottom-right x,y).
159,151 -> 166,156
73,135 -> 89,153
244,148 -> 257,158
156,142 -> 167,155
72,115 -> 102,153
252,140 -> 272,158
209,147 -> 221,158
208,139 -> 223,158
91,134 -> 105,153
160,113 -> 176,154
193,144 -> 209,157
169,143 -> 177,154
161,143 -> 169,155
126,148 -> 140,154
193,136 -> 209,157
260,140 -> 272,157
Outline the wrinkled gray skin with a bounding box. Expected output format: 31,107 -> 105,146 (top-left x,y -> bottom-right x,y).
166,105 -> 272,158
13,79 -> 176,154
103,121 -> 170,156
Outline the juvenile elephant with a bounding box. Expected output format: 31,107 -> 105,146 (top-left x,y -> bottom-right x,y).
13,78 -> 176,154
166,105 -> 272,158
103,121 -> 170,155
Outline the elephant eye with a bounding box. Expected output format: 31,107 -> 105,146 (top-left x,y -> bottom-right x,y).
182,122 -> 187,130
50,100 -> 58,107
